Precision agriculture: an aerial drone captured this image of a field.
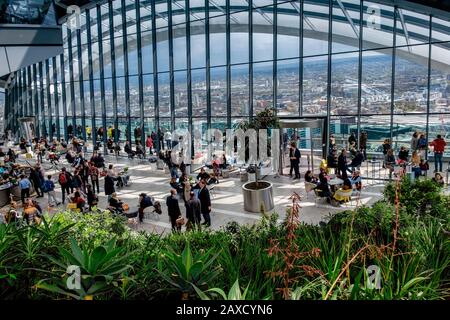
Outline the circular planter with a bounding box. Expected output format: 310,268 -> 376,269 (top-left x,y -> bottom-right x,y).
242,181 -> 274,213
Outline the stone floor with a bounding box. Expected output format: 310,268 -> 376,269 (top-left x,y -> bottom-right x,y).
5,151 -> 388,235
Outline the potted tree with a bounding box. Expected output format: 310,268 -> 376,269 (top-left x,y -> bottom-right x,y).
237,107 -> 279,213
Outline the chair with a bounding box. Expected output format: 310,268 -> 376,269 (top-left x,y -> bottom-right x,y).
313,189 -> 327,205
333,188 -> 353,205
304,182 -> 317,198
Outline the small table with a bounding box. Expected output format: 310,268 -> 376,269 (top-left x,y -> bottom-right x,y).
329,177 -> 344,186
329,177 -> 344,192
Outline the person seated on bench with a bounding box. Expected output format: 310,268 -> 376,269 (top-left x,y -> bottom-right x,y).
419,159 -> 429,176
124,141 -> 135,159
384,149 -> 396,173
69,191 -> 86,212
108,192 -> 124,214
432,172 -> 445,187
220,154 -> 230,170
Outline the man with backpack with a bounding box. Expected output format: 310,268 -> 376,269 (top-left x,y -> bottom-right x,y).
43,175 -> 60,207
59,167 -> 73,204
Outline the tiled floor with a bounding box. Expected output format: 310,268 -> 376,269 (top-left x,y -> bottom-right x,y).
7,152 -> 387,235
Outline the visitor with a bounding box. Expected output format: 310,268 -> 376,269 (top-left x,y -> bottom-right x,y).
108,192 -> 124,214
22,201 -> 39,225
44,175 -> 59,207
316,172 -> 332,203
88,162 -> 100,193
104,172 -> 115,200
347,150 -> 364,173
289,142 -> 301,180
417,134 -> 427,152
431,172 -> 445,187
429,134 -> 447,173
329,134 -> 336,155
197,179 -> 211,227
411,151 -> 421,179
304,170 -> 318,184
164,130 -> 172,150
397,146 -> 409,173
350,170 -> 362,191
170,177 -> 184,195
186,191 -> 201,230
166,189 -> 182,232
19,174 -> 32,205
70,191 -> 86,212
360,131 -> 368,160
419,159 -> 429,176
86,184 -> 98,211
124,141 -> 135,159
326,149 -> 338,171
29,167 -> 44,198
196,167 -> 211,185
384,149 -> 396,175
138,193 -> 153,223
135,142 -> 144,159
410,132 -> 419,153
337,149 -> 348,177
146,135 -> 153,152
348,132 -> 357,147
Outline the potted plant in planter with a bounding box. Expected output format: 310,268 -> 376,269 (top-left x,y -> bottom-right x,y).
237,107 -> 279,214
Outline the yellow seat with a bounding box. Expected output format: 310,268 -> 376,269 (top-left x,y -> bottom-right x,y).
333,188 -> 352,202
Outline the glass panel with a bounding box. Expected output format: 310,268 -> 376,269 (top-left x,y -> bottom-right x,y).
231,64 -> 249,116
174,71 -> 188,117
128,34 -> 139,76
332,0 -> 360,53
331,52 -> 358,115
192,68 -> 207,117
361,49 -> 392,114
116,77 -> 126,116
253,61 -> 273,114
129,76 -> 140,116
277,2 -> 299,60
173,24 -> 187,70
230,11 -> 249,64
302,55 -> 327,115
277,58 -> 299,116
432,17 -> 450,42
143,74 -> 155,116
210,15 -> 226,67
253,6 -> 273,62
430,38 -> 450,112
104,78 -> 114,117
191,21 -> 206,68
158,72 -> 170,117
394,44 -> 428,114
142,31 -> 153,74
363,2 -> 394,50
396,9 -> 429,46
303,0 -> 329,56
211,66 -> 227,116
157,27 -> 170,72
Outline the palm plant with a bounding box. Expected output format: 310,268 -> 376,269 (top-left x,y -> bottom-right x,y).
157,241 -> 222,299
193,278 -> 251,300
35,237 -> 132,300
